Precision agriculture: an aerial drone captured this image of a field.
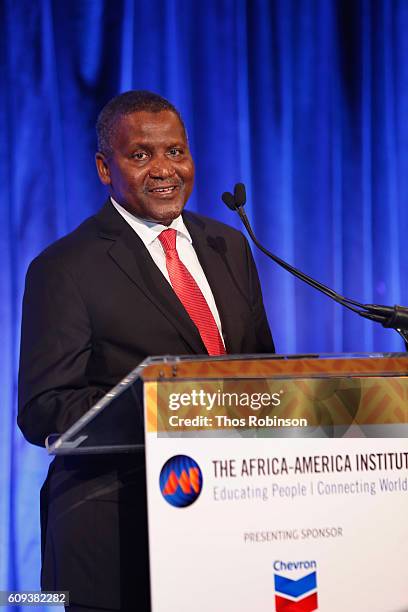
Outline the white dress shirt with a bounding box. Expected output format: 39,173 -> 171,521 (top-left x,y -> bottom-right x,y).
111,198 -> 225,345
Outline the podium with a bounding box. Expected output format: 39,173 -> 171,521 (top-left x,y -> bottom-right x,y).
47,353 -> 408,611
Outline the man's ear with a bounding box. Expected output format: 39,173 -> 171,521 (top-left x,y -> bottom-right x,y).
95,153 -> 111,185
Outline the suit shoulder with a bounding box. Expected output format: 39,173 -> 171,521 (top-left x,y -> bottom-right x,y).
28,213 -> 101,272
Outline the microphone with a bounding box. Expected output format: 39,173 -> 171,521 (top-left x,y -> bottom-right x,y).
222,182 -> 408,345
222,183 -> 246,210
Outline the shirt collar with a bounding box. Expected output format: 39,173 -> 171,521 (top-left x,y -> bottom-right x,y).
110,197 -> 192,247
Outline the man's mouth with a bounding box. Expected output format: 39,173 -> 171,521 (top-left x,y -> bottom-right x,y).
147,184 -> 180,195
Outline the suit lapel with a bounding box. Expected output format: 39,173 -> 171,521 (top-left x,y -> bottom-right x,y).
95,202 -> 207,354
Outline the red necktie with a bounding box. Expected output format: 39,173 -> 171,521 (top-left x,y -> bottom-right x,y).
158,229 -> 226,356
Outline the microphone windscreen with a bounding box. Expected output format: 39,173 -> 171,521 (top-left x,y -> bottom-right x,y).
234,183 -> 246,207
221,191 -> 236,210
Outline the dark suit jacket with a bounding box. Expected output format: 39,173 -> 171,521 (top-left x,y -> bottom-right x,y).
18,201 -> 274,609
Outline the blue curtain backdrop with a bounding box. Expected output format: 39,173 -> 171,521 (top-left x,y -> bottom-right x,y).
1,0 -> 408,603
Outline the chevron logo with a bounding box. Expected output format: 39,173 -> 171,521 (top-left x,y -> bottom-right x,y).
274,571 -> 318,611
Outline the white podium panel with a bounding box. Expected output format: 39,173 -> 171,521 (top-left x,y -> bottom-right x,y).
145,434 -> 408,612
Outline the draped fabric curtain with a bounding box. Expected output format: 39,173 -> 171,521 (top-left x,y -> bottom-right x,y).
1,0 -> 407,603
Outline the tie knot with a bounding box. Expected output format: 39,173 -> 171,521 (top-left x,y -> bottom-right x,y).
158,228 -> 177,252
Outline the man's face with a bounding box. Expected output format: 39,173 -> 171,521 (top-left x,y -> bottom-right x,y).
96,110 -> 195,225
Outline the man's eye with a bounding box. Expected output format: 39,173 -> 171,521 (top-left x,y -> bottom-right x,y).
132,152 -> 148,160
168,148 -> 182,157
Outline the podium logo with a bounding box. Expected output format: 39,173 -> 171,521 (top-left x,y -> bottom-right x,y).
273,559 -> 318,611
159,455 -> 203,508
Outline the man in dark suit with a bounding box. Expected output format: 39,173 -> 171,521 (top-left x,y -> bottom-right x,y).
18,91 -> 274,611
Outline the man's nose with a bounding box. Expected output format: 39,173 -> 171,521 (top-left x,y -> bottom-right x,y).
148,157 -> 176,179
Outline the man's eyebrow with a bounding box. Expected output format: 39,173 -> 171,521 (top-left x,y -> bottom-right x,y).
126,140 -> 186,149
126,140 -> 151,148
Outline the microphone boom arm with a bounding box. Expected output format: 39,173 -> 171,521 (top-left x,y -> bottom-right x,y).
222,184 -> 408,346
